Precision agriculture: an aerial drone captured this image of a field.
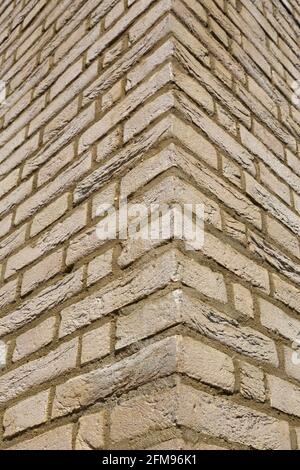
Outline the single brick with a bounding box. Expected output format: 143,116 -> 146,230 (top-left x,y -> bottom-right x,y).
239,361 -> 265,402
3,390 -> 50,437
76,411 -> 106,450
81,323 -> 112,364
13,316 -> 56,362
233,284 -> 254,319
21,249 -> 63,295
30,193 -> 70,237
268,375 -> 300,418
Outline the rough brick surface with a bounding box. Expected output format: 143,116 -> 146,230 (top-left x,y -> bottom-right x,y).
0,0 -> 299,451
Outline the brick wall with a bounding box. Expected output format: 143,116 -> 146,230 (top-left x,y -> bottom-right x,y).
0,0 -> 299,450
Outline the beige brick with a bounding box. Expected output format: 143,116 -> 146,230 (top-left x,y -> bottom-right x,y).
241,126 -> 300,198
266,216 -> 300,259
201,232 -> 270,293
253,120 -> 284,160
78,64 -> 173,153
0,0 -> 299,453
21,249 -> 63,295
0,133 -> 39,178
0,278 -> 18,309
9,424 -> 73,450
76,411 -> 106,450
116,290 -> 278,366
260,297 -> 300,342
0,168 -> 19,199
217,103 -> 237,135
102,79 -> 123,111
239,361 -> 265,402
0,176 -> 33,218
259,163 -> 291,205
268,375 -> 300,418
211,18 -> 228,45
13,316 -> 56,362
223,213 -> 246,244
0,268 -> 83,337
245,172 -> 300,236
0,340 -> 8,370
284,346 -> 300,382
178,337 -> 235,392
102,38 -> 125,67
16,153 -> 91,225
3,391 -> 49,437
60,250 -> 227,338
50,59 -> 83,101
0,213 -> 12,239
0,224 -> 27,262
87,249 -> 113,286
0,337 -> 78,406
273,274 -> 300,314
178,384 -> 290,450
242,36 -> 271,76
30,193 -> 69,237
233,283 -> 254,318
52,336 -> 179,418
43,99 -> 79,144
124,92 -> 174,142
7,205 -> 87,278
81,323 -> 112,364
54,23 -> 86,63
110,387 -> 176,443
105,1 -> 125,29
222,155 -> 242,187
126,39 -> 173,91
92,183 -> 117,218
96,127 -> 122,162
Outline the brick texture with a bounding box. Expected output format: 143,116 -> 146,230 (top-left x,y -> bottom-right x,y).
0,0 -> 299,451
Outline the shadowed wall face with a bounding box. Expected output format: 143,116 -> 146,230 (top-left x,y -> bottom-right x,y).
0,0 -> 300,450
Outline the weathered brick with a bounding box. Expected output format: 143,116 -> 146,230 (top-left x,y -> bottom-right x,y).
0,338 -> 78,405
78,64 -> 173,153
273,274 -> 300,314
178,337 -> 235,392
233,283 -> 254,319
268,375 -> 300,418
0,268 -> 83,337
9,424 -> 73,450
239,361 -> 265,402
30,193 -> 70,237
87,249 -> 113,286
52,336 -> 179,418
259,297 -> 300,341
21,249 -> 63,295
0,278 -> 18,309
13,316 -> 56,362
81,323 -> 112,364
266,216 -> 300,259
102,79 -> 123,111
177,384 -> 290,450
3,390 -> 49,437
0,0 -> 299,452
16,153 -> 91,225
59,250 -> 227,338
76,411 -> 106,450
0,213 -> 12,239
6,205 -> 87,278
